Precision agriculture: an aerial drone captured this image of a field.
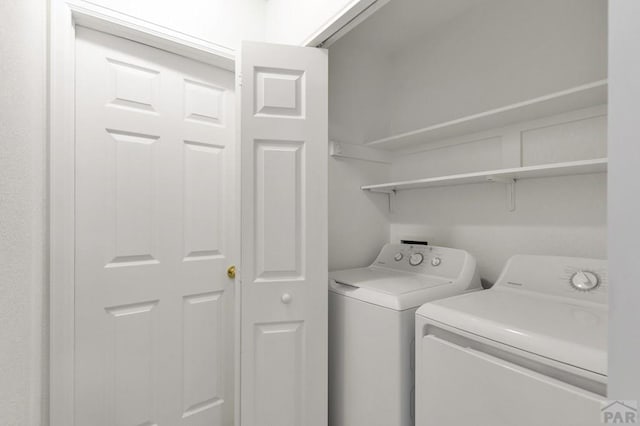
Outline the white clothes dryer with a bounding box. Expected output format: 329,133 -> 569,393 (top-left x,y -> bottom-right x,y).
415,254 -> 608,426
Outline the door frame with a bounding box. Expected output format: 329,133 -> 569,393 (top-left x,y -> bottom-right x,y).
49,2 -> 239,425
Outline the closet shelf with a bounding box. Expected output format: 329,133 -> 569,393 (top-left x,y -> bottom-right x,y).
361,158 -> 608,193
365,80 -> 608,151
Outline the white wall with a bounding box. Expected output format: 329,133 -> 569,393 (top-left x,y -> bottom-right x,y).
328,20 -> 391,144
385,0 -> 607,138
328,22 -> 392,270
328,0 -> 608,274
329,0 -> 607,144
329,158 -> 390,270
86,0 -> 266,51
0,1 -> 48,425
265,0 -> 365,45
608,0 -> 640,402
389,109 -> 608,283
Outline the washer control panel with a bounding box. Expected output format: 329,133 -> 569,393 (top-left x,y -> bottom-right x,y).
374,243 -> 470,279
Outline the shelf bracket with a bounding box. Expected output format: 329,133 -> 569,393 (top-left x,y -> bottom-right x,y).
486,176 -> 516,212
368,188 -> 396,213
388,189 -> 396,213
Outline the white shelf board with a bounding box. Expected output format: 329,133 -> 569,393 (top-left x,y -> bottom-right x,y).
361,158 -> 608,193
366,80 -> 608,151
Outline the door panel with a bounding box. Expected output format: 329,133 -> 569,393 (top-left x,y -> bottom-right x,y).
240,41 -> 328,426
254,140 -> 304,279
75,27 -> 236,426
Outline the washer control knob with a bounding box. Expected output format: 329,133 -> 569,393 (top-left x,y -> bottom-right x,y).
394,252 -> 404,262
409,253 -> 424,266
570,271 -> 600,291
431,257 -> 442,267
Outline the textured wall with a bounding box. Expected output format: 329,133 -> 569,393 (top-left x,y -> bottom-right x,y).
328,158 -> 390,271
88,0 -> 266,51
608,0 -> 640,402
389,110 -> 608,283
265,0 -> 364,45
0,0 -> 49,425
328,0 -> 607,272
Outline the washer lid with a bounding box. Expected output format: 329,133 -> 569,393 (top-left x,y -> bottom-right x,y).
329,266 -> 454,311
416,288 -> 607,376
330,267 -> 446,295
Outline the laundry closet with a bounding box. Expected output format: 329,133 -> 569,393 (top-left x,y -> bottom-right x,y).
325,1 -> 609,424
327,0 -> 608,280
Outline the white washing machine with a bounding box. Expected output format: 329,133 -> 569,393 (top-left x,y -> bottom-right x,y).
329,243 -> 481,426
415,255 -> 608,426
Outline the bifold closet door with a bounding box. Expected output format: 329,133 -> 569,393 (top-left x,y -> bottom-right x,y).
75,27 -> 236,426
239,41 -> 328,426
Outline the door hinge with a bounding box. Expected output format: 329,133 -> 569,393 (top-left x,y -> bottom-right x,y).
237,72 -> 243,87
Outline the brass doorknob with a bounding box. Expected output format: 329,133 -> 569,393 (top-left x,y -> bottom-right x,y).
227,265 -> 236,279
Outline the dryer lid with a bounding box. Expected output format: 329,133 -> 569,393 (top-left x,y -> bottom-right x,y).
416,288 -> 608,376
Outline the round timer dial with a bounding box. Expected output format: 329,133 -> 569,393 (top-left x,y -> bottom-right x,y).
570,270 -> 600,291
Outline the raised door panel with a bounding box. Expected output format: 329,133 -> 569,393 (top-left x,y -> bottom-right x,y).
254,68 -> 305,117
254,322 -> 304,426
183,141 -> 224,261
107,58 -> 160,113
254,140 -> 304,280
106,301 -> 159,426
107,129 -> 160,267
184,79 -> 226,127
182,292 -> 225,425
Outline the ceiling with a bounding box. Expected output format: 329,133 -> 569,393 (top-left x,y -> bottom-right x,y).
335,0 -> 496,54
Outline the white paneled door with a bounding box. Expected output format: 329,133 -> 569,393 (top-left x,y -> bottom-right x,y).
239,41 -> 328,426
75,28 -> 236,426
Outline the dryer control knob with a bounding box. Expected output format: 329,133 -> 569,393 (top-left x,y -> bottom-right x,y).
394,252 -> 404,262
409,253 -> 424,266
431,257 -> 441,267
570,271 -> 600,291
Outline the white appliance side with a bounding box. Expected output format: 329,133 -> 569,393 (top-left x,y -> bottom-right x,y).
329,293 -> 416,426
415,330 -> 605,426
